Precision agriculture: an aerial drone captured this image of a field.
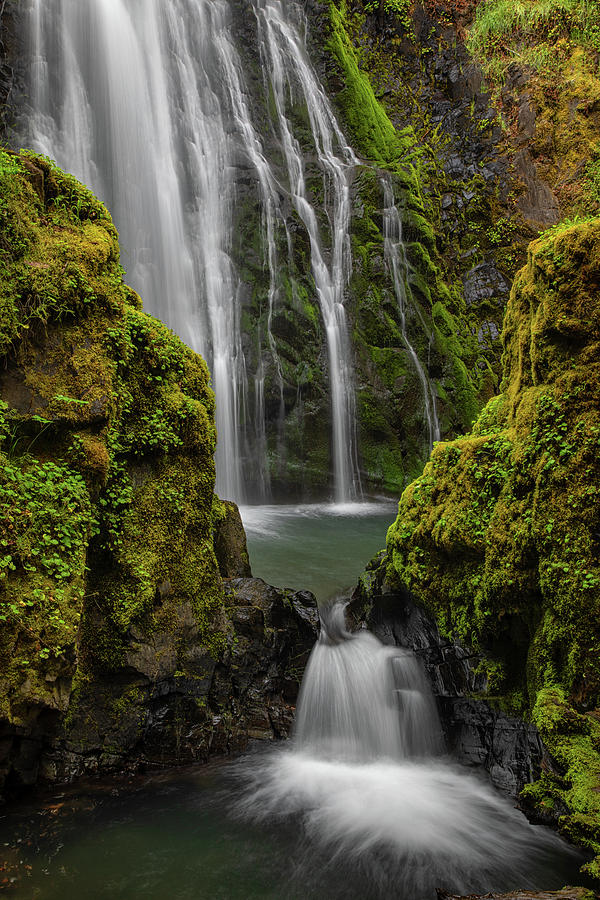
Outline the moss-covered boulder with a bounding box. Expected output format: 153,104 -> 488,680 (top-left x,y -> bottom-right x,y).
0,151 -> 317,796
386,218 -> 600,879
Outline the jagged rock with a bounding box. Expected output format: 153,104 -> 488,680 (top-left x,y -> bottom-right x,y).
37,579 -> 318,788
213,500 -> 252,578
463,263 -> 510,309
514,149 -> 560,226
350,579 -> 547,798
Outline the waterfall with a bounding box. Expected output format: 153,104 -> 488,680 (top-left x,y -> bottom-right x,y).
235,602 -> 576,898
253,0 -> 361,502
18,0 -> 361,503
294,602 -> 441,760
381,174 -> 441,450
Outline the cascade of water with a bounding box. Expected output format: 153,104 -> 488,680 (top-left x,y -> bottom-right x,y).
236,602 -> 577,897
294,602 -> 442,760
19,0 -> 363,503
252,0 -> 362,502
381,174 -> 441,450
22,0 -> 247,498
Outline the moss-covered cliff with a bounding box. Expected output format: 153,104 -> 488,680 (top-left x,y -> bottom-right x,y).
0,151 -> 317,796
313,1 -> 485,488
386,217 -> 600,879
322,0 -> 600,497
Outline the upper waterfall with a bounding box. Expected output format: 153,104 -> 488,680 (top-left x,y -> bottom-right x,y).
18,0 -> 362,503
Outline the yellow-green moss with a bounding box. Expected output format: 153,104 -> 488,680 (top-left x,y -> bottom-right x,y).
387,218 -> 600,878
467,1 -> 600,218
328,2 -> 419,173
0,151 -> 225,732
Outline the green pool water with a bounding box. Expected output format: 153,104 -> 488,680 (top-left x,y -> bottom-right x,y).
241,501 -> 397,602
0,503 -> 588,899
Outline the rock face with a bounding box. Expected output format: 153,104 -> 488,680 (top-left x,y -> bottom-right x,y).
0,153 -> 318,800
41,578 -> 318,785
212,499 -> 252,578
351,566 -> 547,798
384,220 -> 600,881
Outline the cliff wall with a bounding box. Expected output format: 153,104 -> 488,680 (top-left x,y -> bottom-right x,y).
0,152 -> 317,798
384,217 -> 600,880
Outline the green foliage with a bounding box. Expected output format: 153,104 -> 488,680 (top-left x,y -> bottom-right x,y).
583,149 -> 600,210
0,447 -> 90,680
467,0 -> 600,82
0,148 -> 127,356
328,3 -> 423,174
386,218 -> 600,879
362,0 -> 412,27
0,459 -> 90,585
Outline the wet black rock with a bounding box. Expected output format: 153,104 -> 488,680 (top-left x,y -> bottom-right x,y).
463,262 -> 510,310
213,500 -> 252,578
350,562 -> 548,799
514,149 -> 560,227
3,578 -> 318,799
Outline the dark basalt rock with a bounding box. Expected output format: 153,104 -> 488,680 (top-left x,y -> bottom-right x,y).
350,564 -> 547,799
213,500 -> 252,578
514,148 -> 560,227
463,262 -> 510,310
9,578 -> 318,794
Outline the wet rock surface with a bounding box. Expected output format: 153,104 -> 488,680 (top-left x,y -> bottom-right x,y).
350,563 -> 547,799
213,500 -> 252,578
2,578 -> 318,798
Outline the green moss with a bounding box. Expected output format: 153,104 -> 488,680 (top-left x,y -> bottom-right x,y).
386,218 -> 600,878
328,3 -> 419,172
467,0 -> 600,219
467,0 -> 600,84
0,150 -> 128,356
327,6 -> 485,454
0,153 -> 225,735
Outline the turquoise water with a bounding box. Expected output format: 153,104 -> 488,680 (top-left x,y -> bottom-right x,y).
241,501 -> 397,602
0,503 -> 588,898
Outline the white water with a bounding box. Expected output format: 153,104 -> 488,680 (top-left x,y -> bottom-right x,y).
20,0 -> 361,503
382,174 -> 441,449
235,602 -> 579,898
253,0 -> 361,502
295,602 -> 442,760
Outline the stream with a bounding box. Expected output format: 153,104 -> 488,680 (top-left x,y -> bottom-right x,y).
0,504 -> 586,898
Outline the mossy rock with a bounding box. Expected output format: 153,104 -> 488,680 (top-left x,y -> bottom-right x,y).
386,218 -> 600,878
0,150 -> 225,784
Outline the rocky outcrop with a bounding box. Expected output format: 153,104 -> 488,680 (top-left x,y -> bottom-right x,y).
384,219 -> 600,881
212,499 -> 252,578
351,561 -> 548,799
39,578 -> 318,786
0,153 -> 318,800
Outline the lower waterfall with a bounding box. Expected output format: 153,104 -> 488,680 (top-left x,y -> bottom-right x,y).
234,602 -> 580,899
